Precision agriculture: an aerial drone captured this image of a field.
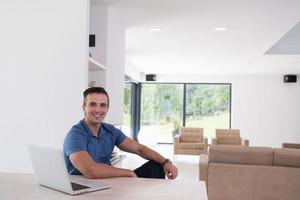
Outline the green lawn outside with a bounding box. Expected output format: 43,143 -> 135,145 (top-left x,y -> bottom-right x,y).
142,112 -> 230,143
185,112 -> 230,137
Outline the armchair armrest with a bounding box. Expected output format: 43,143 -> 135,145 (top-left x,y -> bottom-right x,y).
199,154 -> 209,187
203,137 -> 208,154
174,135 -> 180,143
212,137 -> 217,145
174,135 -> 180,153
241,138 -> 249,146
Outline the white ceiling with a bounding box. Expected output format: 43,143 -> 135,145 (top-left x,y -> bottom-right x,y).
105,0 -> 300,75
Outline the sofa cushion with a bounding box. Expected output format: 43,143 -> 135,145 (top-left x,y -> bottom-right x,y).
216,129 -> 240,137
274,148 -> 300,168
180,128 -> 203,143
217,135 -> 241,145
209,145 -> 273,166
282,143 -> 300,149
178,142 -> 206,149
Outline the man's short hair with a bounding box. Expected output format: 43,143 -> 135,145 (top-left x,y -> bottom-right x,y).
83,87 -> 109,106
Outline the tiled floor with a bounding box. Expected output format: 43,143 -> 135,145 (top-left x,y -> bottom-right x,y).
118,144 -> 200,180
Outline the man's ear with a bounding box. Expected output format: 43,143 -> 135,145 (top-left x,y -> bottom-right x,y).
82,104 -> 85,112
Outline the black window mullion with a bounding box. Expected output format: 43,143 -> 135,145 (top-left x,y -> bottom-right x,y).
132,83 -> 141,141
183,83 -> 186,127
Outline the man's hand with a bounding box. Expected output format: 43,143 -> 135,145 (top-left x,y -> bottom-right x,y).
163,162 -> 178,179
127,170 -> 137,178
118,138 -> 179,179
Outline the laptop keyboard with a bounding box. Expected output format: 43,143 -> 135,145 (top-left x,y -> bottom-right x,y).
71,182 -> 90,191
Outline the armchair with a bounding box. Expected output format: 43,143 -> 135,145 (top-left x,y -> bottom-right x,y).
174,127 -> 208,159
212,128 -> 249,146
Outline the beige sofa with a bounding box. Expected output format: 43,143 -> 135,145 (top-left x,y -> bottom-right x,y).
199,145 -> 300,200
174,127 -> 208,157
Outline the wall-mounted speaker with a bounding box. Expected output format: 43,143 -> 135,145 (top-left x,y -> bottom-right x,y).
89,34 -> 96,47
145,74 -> 156,81
283,74 -> 297,83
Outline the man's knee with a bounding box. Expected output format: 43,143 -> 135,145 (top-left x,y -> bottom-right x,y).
148,160 -> 163,170
134,160 -> 165,179
147,160 -> 165,179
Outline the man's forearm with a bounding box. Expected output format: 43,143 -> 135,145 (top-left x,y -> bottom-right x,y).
136,144 -> 166,165
84,163 -> 135,179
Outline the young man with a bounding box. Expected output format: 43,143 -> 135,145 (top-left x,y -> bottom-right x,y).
63,87 -> 178,179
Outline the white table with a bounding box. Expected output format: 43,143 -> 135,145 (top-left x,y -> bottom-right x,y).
0,173 -> 207,200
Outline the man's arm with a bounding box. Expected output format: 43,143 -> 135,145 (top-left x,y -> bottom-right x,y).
117,138 -> 178,179
69,151 -> 136,179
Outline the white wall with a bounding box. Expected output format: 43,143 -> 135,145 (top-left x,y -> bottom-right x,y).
89,4 -> 126,125
0,0 -> 89,172
88,5 -> 107,88
125,64 -> 144,82
157,74 -> 300,147
105,7 -> 126,125
89,4 -> 107,66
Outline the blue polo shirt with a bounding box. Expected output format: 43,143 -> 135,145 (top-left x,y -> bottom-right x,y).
63,120 -> 127,175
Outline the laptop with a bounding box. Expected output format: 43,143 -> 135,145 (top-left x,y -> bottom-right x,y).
28,144 -> 110,195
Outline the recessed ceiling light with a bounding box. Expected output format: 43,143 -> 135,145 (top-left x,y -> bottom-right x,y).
214,27 -> 227,31
149,28 -> 162,32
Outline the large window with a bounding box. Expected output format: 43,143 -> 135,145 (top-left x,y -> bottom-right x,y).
185,84 -> 231,137
122,83 -> 132,137
124,82 -> 231,143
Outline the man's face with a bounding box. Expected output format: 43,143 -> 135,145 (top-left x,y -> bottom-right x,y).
82,93 -> 109,126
